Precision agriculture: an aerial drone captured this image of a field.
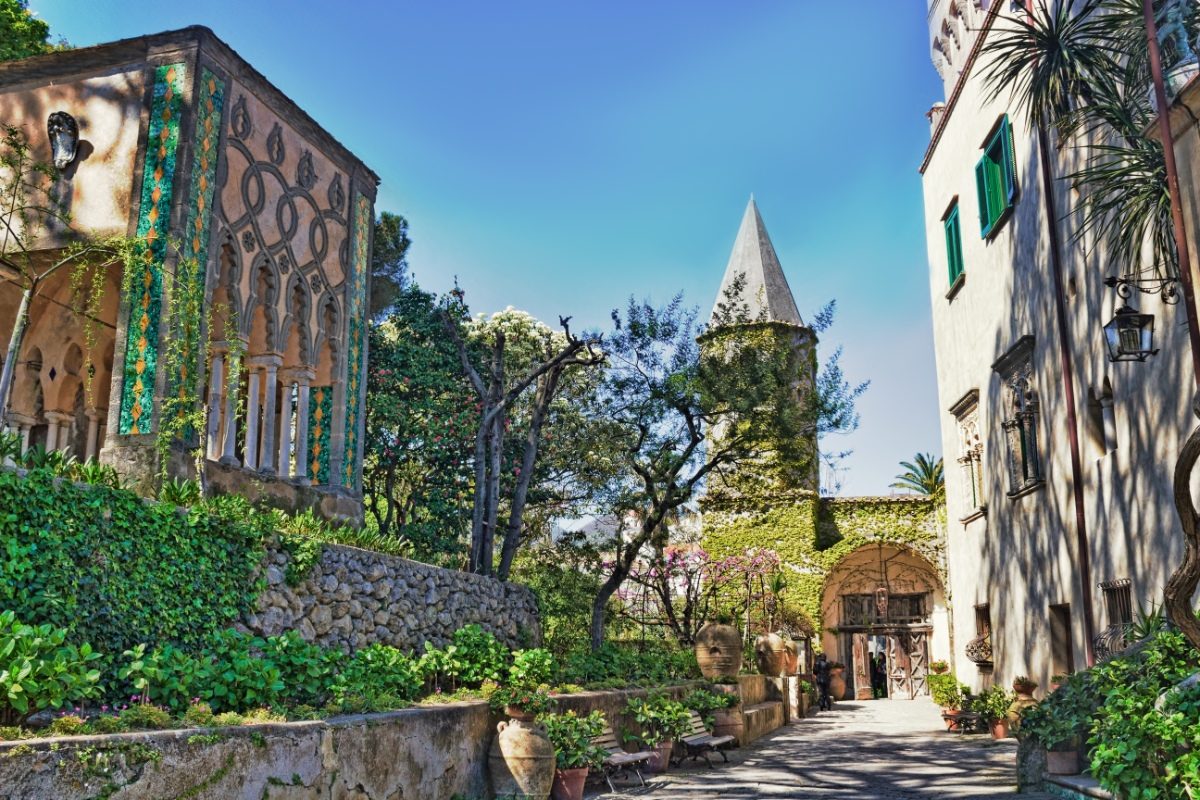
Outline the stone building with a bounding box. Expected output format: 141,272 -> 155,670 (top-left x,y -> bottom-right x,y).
703,199 -> 948,701
0,27 -> 378,523
920,1 -> 1193,690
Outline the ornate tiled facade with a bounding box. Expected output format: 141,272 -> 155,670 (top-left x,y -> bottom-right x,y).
342,193 -> 370,489
308,385 -> 332,486
118,63 -> 184,435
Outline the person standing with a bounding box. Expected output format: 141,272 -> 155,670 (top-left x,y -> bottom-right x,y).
814,653 -> 833,711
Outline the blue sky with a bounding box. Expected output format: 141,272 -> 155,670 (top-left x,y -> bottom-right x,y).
31,1 -> 945,496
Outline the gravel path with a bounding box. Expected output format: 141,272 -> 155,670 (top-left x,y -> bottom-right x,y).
590,697 -> 1054,799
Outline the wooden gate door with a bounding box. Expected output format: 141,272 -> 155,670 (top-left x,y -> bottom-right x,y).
887,633 -> 913,699
908,631 -> 930,697
851,633 -> 872,699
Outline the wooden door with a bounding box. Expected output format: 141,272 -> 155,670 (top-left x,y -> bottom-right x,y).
888,633 -> 913,699
852,633 -> 872,699
908,631 -> 930,697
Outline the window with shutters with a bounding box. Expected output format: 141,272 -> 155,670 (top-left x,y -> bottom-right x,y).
975,114 -> 1018,238
944,201 -> 964,289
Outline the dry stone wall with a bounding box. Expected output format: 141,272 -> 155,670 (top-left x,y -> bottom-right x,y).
243,541 -> 541,652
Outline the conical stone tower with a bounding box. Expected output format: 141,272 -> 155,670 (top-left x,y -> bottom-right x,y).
702,197 -> 820,507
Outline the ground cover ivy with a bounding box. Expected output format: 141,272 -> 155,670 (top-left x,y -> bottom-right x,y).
0,468 -> 271,663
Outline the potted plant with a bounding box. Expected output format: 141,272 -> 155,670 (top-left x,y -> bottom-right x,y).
624,694 -> 691,773
974,686 -> 1015,739
488,686 -> 558,798
1012,675 -> 1038,697
1019,693 -> 1087,776
1048,673 -> 1068,693
930,659 -> 950,675
540,710 -> 606,800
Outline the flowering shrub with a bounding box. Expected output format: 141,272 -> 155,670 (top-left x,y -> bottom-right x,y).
489,685 -> 556,716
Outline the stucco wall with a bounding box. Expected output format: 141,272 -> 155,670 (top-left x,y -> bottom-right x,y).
920,7 -> 1194,693
244,540 -> 542,652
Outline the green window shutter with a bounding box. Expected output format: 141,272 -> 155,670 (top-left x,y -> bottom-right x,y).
975,158 -> 990,236
945,205 -> 963,285
1001,115 -> 1017,203
986,154 -> 1006,228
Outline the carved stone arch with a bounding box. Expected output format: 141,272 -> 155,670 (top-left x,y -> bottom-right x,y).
246,252 -> 280,354
281,271 -> 312,368
210,229 -> 244,342
13,346 -> 44,417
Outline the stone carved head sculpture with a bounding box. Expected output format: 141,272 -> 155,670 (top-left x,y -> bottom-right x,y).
47,112 -> 79,172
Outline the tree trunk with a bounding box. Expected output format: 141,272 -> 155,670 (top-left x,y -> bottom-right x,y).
1167,402 -> 1200,652
482,407 -> 503,575
591,568 -> 625,652
468,421 -> 488,572
0,285 -> 33,432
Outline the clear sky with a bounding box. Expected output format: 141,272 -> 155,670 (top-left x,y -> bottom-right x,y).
30,0 -> 945,497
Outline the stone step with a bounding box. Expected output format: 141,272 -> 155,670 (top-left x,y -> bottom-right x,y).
1045,774 -> 1115,800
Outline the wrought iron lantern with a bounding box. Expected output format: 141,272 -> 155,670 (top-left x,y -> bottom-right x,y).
1103,304 -> 1158,362
1101,273 -> 1178,363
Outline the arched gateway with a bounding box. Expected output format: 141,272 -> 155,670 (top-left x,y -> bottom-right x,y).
820,544 -> 949,700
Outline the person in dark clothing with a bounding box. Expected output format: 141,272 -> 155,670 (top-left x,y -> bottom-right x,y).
814,653 -> 833,711
870,653 -> 888,698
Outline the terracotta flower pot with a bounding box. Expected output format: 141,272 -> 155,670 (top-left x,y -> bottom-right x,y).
646,741 -> 674,773
943,710 -> 961,731
712,708 -> 745,745
695,623 -> 743,679
1012,680 -> 1037,696
990,719 -> 1010,740
488,717 -> 555,799
1045,747 -> 1083,776
829,666 -> 847,701
551,767 -> 589,800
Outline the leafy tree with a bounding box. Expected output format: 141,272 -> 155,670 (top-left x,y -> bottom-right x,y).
364,284 -> 474,563
586,295 -> 864,650
369,211 -> 412,320
0,0 -> 50,62
890,453 -> 944,497
445,304 -> 603,580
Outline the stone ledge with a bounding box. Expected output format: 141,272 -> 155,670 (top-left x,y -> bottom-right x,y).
741,701 -> 785,746
1045,775 -> 1115,800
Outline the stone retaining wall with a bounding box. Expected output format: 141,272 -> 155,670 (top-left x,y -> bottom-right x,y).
242,540 -> 541,652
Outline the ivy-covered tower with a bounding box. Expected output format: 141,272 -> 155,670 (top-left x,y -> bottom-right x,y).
702,197 -> 820,506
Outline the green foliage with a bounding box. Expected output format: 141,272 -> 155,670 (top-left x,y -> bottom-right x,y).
0,610 -> 101,725
560,642 -> 699,688
118,703 -> 173,730
47,713 -> 85,736
182,701 -> 215,727
971,685 -> 1015,723
330,644 -> 421,710
539,710 -> 607,769
275,510 -> 415,587
419,624 -> 509,692
369,211 -> 413,319
0,0 -> 51,61
261,631 -> 343,708
508,648 -> 555,689
489,685 -> 556,716
889,453 -> 944,497
0,470 -> 270,662
512,548 -> 601,658
623,693 -> 691,748
927,673 -> 968,710
157,478 -> 201,507
196,630 -> 284,712
682,688 -> 738,730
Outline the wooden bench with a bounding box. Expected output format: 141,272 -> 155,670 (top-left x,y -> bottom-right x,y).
674,711 -> 736,767
592,723 -> 652,792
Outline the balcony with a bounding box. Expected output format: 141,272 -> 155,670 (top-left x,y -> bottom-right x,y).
1094,623 -> 1131,663
965,631 -> 993,665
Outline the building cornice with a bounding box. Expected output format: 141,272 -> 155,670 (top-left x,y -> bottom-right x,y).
991,334 -> 1036,376
919,0 -> 1004,175
948,388 -> 979,418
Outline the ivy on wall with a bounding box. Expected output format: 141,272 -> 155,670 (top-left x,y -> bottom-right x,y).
0,469 -> 270,658
703,497 -> 942,630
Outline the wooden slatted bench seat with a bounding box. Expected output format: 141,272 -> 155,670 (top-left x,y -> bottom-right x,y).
591,723 -> 652,792
675,711 -> 736,767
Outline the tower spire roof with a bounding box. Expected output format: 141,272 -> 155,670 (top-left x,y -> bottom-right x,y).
711,197 -> 804,326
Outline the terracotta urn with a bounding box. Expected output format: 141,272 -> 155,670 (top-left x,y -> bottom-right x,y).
990,718 -> 1010,740
488,716 -> 555,799
551,767 -> 589,800
1012,679 -> 1037,697
1007,694 -> 1037,735
712,707 -> 745,745
829,665 -> 847,700
646,741 -> 674,773
695,623 -> 743,679
754,632 -> 794,676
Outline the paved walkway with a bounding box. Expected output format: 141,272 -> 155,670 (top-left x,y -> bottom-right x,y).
592,698 -> 1055,799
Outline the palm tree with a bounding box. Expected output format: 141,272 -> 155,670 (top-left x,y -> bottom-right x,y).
890,454 -> 944,497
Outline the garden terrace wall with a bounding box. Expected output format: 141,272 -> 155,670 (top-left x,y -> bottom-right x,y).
244,541 -> 541,652
0,682 -> 784,800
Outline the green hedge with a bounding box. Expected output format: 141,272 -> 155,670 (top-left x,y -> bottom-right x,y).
0,469 -> 270,659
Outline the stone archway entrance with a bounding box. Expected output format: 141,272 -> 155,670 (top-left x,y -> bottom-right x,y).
820,543 -> 948,700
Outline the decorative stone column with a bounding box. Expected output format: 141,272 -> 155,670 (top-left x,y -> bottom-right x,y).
276,374 -> 295,478
84,408 -> 104,462
293,369 -> 314,485
255,356 -> 281,477
206,349 -> 226,461
9,412 -> 34,457
244,365 -> 262,471
220,354 -> 242,467
44,411 -> 72,453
